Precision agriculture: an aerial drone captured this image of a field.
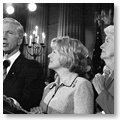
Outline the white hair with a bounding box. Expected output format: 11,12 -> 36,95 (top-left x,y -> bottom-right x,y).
104,25 -> 114,36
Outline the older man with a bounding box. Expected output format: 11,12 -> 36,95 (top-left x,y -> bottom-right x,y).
3,17 -> 45,112
92,25 -> 114,114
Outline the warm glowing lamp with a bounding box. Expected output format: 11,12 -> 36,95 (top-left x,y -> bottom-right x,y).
6,5 -> 14,14
28,3 -> 37,12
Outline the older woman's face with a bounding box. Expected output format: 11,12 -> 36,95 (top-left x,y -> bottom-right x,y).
100,35 -> 114,60
48,49 -> 61,70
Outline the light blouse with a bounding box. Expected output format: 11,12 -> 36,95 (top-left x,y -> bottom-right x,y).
40,75 -> 94,114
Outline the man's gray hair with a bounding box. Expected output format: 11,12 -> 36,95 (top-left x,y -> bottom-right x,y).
3,17 -> 24,39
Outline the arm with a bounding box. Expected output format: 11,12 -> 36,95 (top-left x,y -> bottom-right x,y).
30,83 -> 54,114
74,80 -> 94,114
96,82 -> 114,114
20,61 -> 45,111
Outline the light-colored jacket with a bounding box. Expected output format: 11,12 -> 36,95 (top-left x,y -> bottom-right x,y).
96,71 -> 114,114
40,76 -> 94,114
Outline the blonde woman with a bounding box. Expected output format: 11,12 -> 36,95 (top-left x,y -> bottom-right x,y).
30,36 -> 94,114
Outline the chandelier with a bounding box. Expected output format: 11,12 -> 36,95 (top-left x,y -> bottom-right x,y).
24,26 -> 45,60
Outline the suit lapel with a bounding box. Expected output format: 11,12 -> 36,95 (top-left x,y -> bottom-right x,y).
105,71 -> 114,90
3,54 -> 24,89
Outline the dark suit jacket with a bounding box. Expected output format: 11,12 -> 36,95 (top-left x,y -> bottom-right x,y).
3,54 -> 45,111
96,71 -> 114,114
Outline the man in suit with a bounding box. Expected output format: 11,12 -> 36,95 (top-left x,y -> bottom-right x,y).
3,17 -> 45,112
92,25 -> 114,114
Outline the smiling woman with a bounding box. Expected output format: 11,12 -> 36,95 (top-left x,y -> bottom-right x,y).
48,36 -> 89,76
30,36 -> 94,114
48,49 -> 61,70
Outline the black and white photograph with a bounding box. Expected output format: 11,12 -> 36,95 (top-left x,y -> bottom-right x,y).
1,0 -> 120,119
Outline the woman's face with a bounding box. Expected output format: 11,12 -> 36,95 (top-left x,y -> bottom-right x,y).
100,35 -> 114,60
48,49 -> 62,70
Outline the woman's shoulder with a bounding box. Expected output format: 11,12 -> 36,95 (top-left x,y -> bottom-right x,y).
74,77 -> 93,94
75,77 -> 92,87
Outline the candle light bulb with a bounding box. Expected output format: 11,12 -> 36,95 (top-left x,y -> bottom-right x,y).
42,32 -> 46,43
29,35 -> 33,47
35,26 -> 38,30
24,33 -> 28,44
36,35 -> 39,44
24,33 -> 27,36
35,26 -> 38,37
33,30 -> 36,43
33,30 -> 35,35
30,35 -> 32,39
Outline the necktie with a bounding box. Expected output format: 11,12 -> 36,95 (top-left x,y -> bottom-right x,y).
3,60 -> 10,80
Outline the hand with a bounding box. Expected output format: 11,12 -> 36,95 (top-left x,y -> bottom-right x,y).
30,106 -> 42,114
92,73 -> 105,94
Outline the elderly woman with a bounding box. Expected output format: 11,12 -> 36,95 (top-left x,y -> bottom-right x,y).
92,25 -> 114,114
30,36 -> 94,114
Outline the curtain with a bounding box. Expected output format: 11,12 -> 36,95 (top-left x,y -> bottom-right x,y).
57,3 -> 85,44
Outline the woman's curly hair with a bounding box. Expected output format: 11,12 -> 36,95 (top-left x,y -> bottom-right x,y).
50,36 -> 89,77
